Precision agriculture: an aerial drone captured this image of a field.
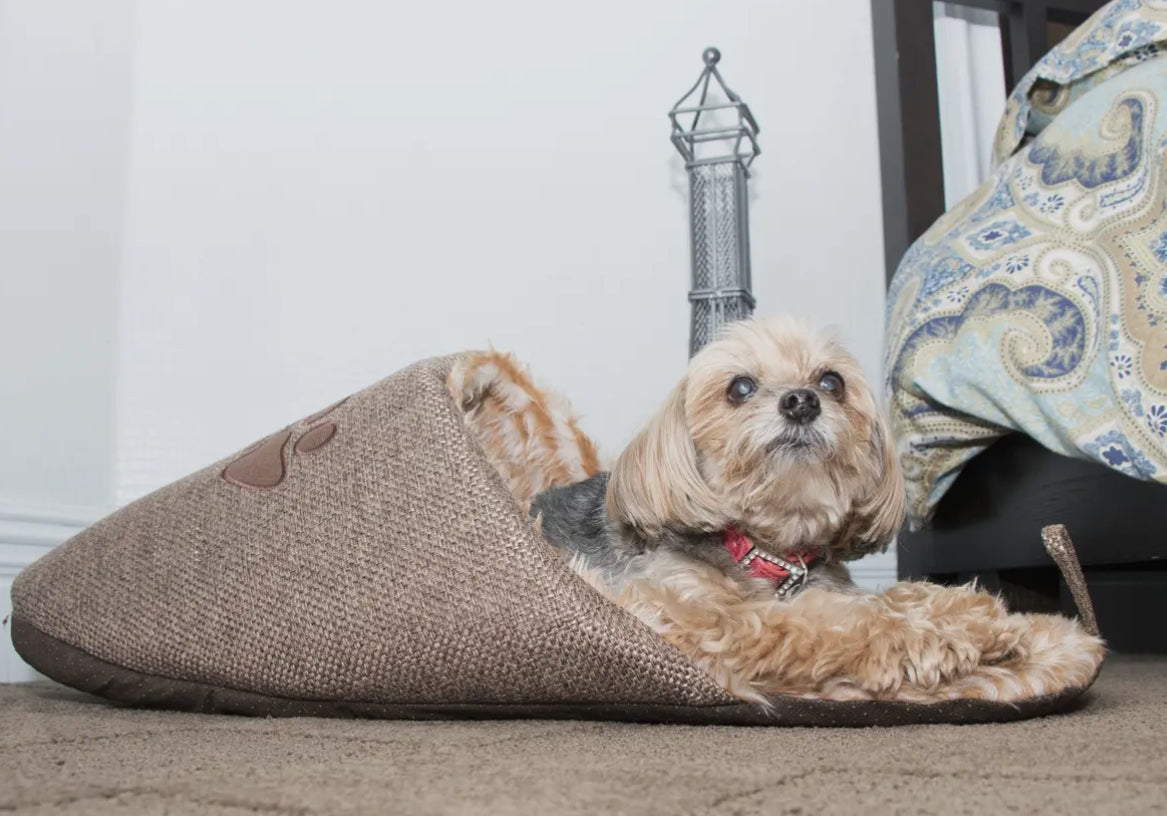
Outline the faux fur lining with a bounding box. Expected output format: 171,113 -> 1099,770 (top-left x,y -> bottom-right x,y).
448,350 -> 602,512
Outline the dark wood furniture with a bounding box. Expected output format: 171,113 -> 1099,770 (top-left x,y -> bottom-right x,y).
872,0 -> 1167,653
872,0 -> 1108,288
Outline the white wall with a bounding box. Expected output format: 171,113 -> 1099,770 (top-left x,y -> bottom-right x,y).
4,0 -> 896,680
0,0 -> 135,511
115,0 -> 891,505
0,0 -> 136,681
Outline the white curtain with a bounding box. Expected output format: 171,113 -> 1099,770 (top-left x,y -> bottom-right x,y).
933,4 -> 1009,209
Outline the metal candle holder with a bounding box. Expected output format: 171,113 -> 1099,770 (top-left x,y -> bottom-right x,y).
669,47 -> 761,356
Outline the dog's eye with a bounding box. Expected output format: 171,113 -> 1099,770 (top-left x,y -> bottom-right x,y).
727,376 -> 757,403
818,371 -> 845,397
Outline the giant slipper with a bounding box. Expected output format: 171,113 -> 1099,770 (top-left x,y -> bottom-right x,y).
9,355 -> 1102,725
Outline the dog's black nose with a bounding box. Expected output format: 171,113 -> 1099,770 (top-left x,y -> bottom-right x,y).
779,388 -> 821,424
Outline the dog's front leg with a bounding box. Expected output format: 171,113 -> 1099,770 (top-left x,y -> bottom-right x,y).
619,565 -> 1026,702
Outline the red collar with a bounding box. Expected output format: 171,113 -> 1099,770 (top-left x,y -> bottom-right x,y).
723,526 -> 816,598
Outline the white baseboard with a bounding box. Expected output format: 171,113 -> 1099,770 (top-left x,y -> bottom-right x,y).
1,502 -> 106,683
848,565 -> 900,592
847,546 -> 900,592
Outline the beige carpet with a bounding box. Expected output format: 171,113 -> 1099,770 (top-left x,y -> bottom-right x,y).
1,657 -> 1164,816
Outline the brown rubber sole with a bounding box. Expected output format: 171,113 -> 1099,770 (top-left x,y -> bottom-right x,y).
10,615 -> 1099,727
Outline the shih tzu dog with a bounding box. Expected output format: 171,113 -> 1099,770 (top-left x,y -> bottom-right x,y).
451,316 -> 1104,704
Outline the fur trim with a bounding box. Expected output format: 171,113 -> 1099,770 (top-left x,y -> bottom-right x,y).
449,350 -> 601,511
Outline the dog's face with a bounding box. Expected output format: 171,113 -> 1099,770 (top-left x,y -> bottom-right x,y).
607,316 -> 905,559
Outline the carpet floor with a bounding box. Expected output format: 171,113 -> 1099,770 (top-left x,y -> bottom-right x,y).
1,657 -> 1164,815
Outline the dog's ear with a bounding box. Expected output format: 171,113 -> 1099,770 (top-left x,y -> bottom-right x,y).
835,412 -> 906,559
606,379 -> 724,537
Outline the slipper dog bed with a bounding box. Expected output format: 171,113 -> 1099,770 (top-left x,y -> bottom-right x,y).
9,354 -> 1102,725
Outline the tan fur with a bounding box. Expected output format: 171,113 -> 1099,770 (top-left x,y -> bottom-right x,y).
614,555 -> 1103,703
610,316 -> 905,558
606,383 -> 726,537
450,319 -> 1105,704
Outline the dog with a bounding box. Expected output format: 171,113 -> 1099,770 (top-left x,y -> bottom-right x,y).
452,316 -> 1105,704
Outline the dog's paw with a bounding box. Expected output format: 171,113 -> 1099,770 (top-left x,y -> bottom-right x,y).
849,621 -> 977,694
929,613 -> 1105,702
851,582 -> 1022,695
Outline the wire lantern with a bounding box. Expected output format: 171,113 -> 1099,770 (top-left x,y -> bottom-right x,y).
669,47 -> 761,356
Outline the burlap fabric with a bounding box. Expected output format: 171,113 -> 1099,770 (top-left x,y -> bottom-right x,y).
11,356 -> 729,708
9,355 -> 1098,724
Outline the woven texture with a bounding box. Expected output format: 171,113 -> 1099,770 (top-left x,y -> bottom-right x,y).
1042,525 -> 1100,638
11,355 -> 731,707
